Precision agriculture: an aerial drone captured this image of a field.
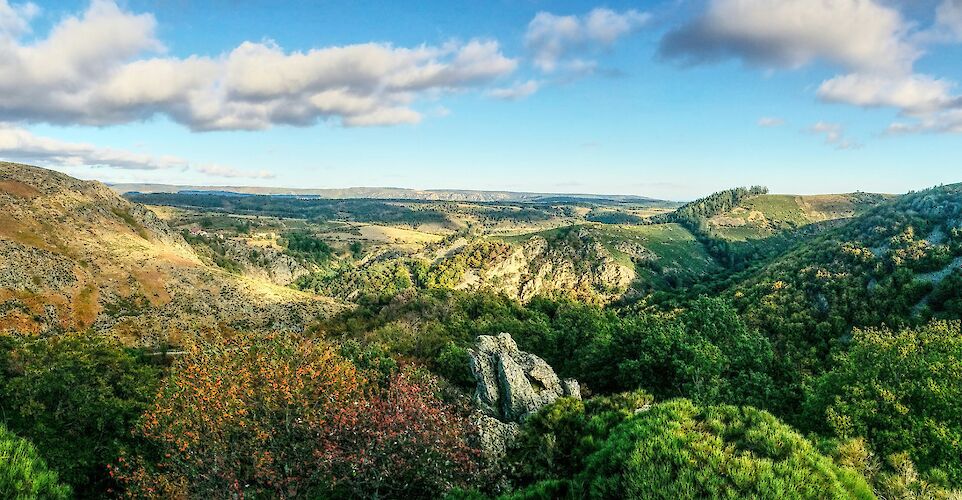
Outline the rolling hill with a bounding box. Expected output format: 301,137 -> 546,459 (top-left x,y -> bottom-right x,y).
296,222 -> 720,304
0,162 -> 341,344
725,184 -> 962,356
706,193 -> 891,241
110,182 -> 673,204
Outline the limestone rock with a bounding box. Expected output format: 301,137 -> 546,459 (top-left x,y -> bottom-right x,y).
468,332 -> 580,463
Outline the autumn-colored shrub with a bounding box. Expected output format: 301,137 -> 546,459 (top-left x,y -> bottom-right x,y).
117,334 -> 366,498
118,334 -> 480,498
326,368 -> 481,498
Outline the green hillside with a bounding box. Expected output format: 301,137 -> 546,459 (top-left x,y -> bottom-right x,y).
708,193 -> 890,241
728,184 -> 962,359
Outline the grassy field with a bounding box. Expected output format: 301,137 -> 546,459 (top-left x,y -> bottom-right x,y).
600,223 -> 718,274
708,193 -> 888,241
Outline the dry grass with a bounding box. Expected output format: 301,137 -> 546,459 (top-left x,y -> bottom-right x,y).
0,180 -> 41,199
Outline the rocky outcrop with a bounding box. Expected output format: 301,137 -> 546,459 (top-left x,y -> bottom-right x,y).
219,238 -> 310,286
468,333 -> 580,463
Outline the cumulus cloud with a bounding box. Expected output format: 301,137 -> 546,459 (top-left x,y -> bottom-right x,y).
808,122 -> 862,150
0,125 -> 271,178
817,73 -> 957,112
486,80 -> 541,100
659,0 -> 917,74
525,8 -> 650,72
757,117 -> 786,127
887,109 -> 962,134
0,0 -> 36,37
660,0 -> 962,136
0,125 -> 184,170
0,1 -> 517,131
934,0 -> 962,40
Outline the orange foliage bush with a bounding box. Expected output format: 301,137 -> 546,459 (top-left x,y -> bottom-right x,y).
115,334 -> 480,498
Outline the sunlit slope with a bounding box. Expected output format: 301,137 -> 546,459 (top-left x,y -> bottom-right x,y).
708,193 -> 890,241
0,162 -> 341,342
727,184 -> 962,351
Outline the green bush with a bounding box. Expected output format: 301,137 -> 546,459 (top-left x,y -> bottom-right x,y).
506,391 -> 654,486
0,333 -> 160,496
0,424 -> 70,499
570,399 -> 874,499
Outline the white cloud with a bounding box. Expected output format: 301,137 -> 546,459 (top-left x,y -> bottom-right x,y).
808,122 -> 862,150
659,0 -> 918,74
757,117 -> 786,127
487,80 -> 540,100
195,164 -> 275,179
661,0 -> 962,136
0,1 -> 518,131
0,125 -> 186,170
0,125 -> 272,178
817,73 -> 957,113
0,0 -> 36,37
887,109 -> 962,134
935,0 -> 962,40
525,8 -> 650,72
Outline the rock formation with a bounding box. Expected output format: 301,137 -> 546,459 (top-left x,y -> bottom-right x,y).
468,332 -> 580,463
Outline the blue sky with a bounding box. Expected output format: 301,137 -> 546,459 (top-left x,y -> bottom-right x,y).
1,0 -> 961,200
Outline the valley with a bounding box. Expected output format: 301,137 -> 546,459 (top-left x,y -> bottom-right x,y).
2,162 -> 961,498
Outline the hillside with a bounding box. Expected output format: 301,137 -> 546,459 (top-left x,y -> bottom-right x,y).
296,222 -> 720,304
707,193 -> 891,241
727,184 -> 962,357
0,162 -> 341,343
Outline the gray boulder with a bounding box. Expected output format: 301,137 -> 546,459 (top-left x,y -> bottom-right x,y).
468,332 -> 580,463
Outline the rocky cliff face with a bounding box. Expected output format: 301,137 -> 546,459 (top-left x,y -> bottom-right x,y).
455,231 -> 634,304
468,333 -> 580,463
0,162 -> 341,342
219,237 -> 310,286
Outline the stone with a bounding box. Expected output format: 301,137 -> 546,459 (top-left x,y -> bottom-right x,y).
468,332 -> 581,463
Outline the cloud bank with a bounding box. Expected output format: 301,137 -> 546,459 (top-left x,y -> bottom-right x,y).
660,0 -> 962,136
0,125 -> 272,178
0,0 -> 517,131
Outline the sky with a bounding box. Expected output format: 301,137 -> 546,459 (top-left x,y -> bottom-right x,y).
0,0 -> 961,200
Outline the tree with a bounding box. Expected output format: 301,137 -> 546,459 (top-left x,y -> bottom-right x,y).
804,321 -> 962,486
117,334 -> 366,498
119,335 -> 480,498
0,333 -> 160,496
325,369 -> 480,498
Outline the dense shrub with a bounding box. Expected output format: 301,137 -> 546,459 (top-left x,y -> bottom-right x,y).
568,400 -> 874,499
318,291 -> 784,410
0,424 -> 70,499
804,321 -> 962,486
117,334 -> 367,497
118,334 -> 480,498
283,230 -> 333,263
326,369 -> 480,498
607,297 -> 779,408
0,333 -> 160,496
506,391 -> 654,486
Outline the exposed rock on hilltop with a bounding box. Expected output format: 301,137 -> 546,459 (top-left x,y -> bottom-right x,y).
468,332 -> 580,462
0,162 -> 341,342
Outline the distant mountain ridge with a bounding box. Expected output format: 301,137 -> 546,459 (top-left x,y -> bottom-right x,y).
108,183 -> 670,204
